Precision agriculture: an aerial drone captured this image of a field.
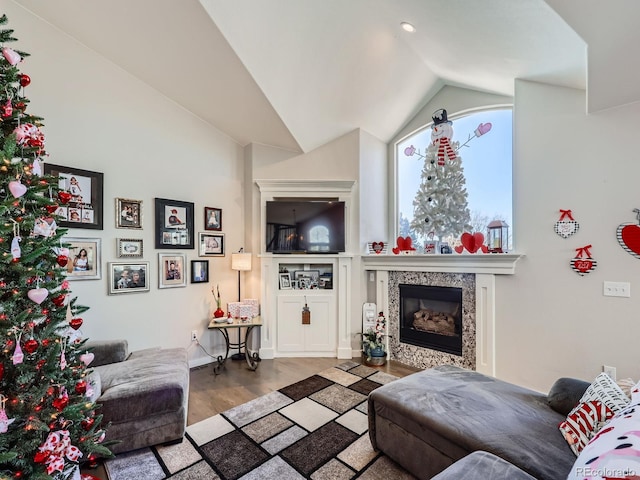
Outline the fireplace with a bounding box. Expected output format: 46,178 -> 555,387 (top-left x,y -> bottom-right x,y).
399,284 -> 463,356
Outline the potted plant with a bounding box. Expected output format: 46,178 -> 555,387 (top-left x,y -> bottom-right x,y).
361,312 -> 387,366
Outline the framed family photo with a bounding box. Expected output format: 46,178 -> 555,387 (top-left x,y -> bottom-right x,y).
204,207 -> 222,231
159,253 -> 186,289
64,237 -> 101,280
154,198 -> 194,249
279,272 -> 292,289
191,260 -> 209,283
198,232 -> 224,257
116,198 -> 143,229
44,164 -> 104,230
117,238 -> 143,258
108,262 -> 149,294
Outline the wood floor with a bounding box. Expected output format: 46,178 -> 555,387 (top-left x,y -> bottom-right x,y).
83,356 -> 421,479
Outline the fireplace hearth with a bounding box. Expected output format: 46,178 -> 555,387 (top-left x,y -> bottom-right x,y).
399,284 -> 463,356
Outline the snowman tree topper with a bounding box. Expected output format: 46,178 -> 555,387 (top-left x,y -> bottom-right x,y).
431,108 -> 456,166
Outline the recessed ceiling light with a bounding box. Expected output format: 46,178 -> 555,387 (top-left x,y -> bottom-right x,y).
401,22 -> 416,33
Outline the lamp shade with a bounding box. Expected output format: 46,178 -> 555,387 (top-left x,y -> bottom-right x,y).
231,252 -> 252,271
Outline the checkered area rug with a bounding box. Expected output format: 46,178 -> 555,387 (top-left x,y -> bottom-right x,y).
103,361 -> 417,479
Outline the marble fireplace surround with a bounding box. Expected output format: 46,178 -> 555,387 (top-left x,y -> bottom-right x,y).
361,254 -> 522,376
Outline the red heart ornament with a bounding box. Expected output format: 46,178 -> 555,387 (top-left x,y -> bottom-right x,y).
570,257 -> 597,276
372,242 -> 384,254
52,294 -> 66,307
460,232 -> 485,253
45,204 -> 58,214
23,338 -> 39,354
56,255 -> 68,267
454,245 -> 464,254
617,223 -> 640,259
69,317 -> 83,330
57,191 -> 72,204
34,451 -> 49,463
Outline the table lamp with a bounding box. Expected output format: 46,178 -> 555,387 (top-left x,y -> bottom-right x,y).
230,248 -> 252,360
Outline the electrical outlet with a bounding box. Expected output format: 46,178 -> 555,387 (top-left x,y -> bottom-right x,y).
603,365 -> 617,381
603,281 -> 631,297
191,330 -> 198,342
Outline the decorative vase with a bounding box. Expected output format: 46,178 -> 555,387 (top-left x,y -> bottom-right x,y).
213,307 -> 225,318
365,346 -> 386,366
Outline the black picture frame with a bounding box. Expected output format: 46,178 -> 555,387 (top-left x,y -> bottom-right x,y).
191,260 -> 209,283
154,198 -> 194,249
204,207 -> 222,231
43,164 -> 104,230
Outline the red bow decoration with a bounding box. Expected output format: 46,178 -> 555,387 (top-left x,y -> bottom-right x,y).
38,429 -> 83,474
434,137 -> 456,166
575,244 -> 593,258
559,209 -> 575,221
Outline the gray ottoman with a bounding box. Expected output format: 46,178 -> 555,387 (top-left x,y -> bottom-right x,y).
432,451 -> 536,480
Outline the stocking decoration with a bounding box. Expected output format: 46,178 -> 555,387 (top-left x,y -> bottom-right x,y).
554,209 -> 579,238
0,395 -> 15,433
616,208 -> 640,260
570,245 -> 598,276
12,334 -> 23,365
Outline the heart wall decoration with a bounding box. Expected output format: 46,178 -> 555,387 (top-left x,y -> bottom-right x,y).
554,209 -> 580,238
570,245 -> 597,276
617,209 -> 640,259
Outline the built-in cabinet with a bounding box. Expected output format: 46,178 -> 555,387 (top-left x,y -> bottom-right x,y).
259,255 -> 352,359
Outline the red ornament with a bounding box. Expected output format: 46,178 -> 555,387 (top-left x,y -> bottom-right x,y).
56,255 -> 68,267
75,380 -> 87,395
14,101 -> 25,112
18,74 -> 30,87
14,470 -> 23,478
33,451 -> 48,463
454,232 -> 489,254
69,318 -> 83,330
57,191 -> 72,204
1,99 -> 12,118
52,395 -> 69,411
41,338 -> 50,347
81,417 -> 95,431
36,359 -> 46,370
45,204 -> 58,214
23,338 -> 38,354
51,294 -> 66,307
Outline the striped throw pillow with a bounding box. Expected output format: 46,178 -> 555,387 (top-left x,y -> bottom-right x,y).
559,400 -> 613,455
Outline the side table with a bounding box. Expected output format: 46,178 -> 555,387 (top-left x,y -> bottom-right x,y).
207,316 -> 262,374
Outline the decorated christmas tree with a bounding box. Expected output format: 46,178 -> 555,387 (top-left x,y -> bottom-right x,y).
406,109 -> 471,242
0,15 -> 110,480
405,109 -> 491,244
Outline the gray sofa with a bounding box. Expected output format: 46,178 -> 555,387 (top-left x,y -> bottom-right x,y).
368,365 -> 588,479
87,340 -> 190,454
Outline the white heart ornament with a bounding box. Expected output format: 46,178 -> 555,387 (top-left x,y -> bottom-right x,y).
8,181 -> 27,198
27,288 -> 48,305
80,352 -> 94,366
554,220 -> 579,238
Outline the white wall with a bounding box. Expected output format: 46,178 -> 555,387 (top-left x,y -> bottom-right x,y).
5,4 -> 245,366
499,79 -> 640,391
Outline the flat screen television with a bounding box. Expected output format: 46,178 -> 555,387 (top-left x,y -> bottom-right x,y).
265,199 -> 345,253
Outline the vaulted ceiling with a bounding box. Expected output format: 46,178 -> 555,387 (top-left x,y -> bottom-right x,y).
11,0 -> 639,154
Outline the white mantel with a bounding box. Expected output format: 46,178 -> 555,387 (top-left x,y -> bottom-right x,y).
363,253 -> 523,376
361,253 -> 523,275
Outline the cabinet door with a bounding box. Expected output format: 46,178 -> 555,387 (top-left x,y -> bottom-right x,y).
276,294 -> 336,353
276,296 -> 306,352
304,295 -> 335,352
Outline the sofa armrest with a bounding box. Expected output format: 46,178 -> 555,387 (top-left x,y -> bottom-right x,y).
84,340 -> 129,367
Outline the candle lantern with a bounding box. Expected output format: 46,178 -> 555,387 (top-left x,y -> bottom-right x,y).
487,220 -> 509,253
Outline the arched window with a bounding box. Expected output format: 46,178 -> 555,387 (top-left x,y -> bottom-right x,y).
395,108 -> 512,252
308,225 -> 330,251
